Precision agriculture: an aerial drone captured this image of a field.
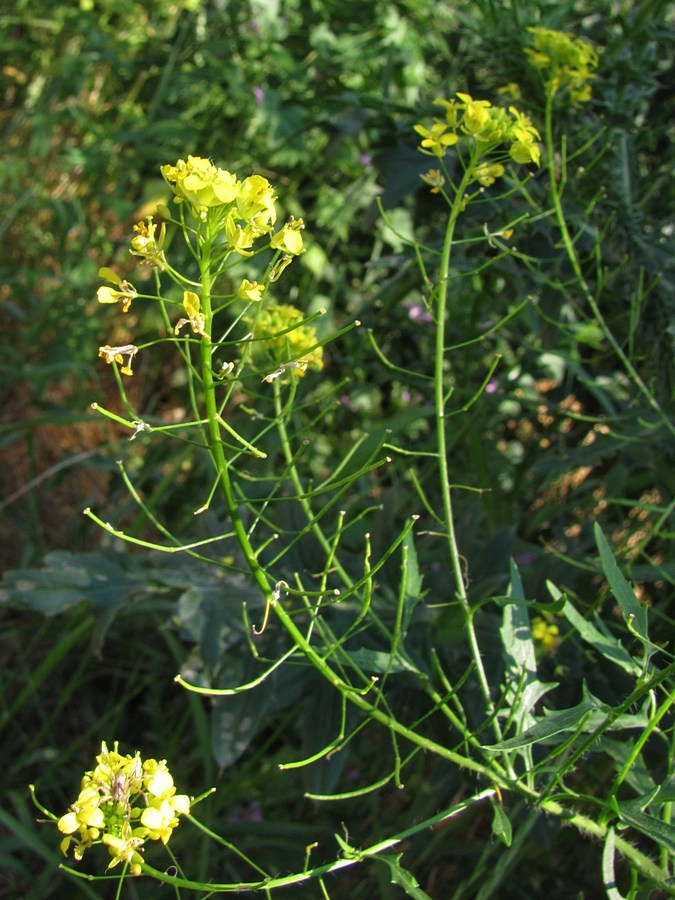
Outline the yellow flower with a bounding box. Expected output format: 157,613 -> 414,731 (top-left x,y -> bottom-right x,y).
237,278 -> 265,302
531,616 -> 561,654
414,121 -> 459,158
57,741 -> 191,871
225,213 -> 257,256
97,267 -> 137,313
161,155 -> 239,215
270,217 -> 305,255
237,174 -> 277,230
433,97 -> 462,128
102,834 -> 144,876
415,94 -> 540,186
457,93 -> 492,135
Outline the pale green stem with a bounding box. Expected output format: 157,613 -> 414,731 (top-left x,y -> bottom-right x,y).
543,94 -> 674,438
434,156 -> 505,742
271,379 -> 490,757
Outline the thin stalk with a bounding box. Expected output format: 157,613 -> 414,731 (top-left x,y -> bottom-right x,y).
543,94 -> 674,438
434,155 -> 503,738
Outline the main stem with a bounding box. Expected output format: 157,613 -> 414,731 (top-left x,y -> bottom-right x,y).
434,162 -> 501,734
196,233 -> 505,786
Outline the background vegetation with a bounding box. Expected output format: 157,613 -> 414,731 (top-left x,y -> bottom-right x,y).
1,0 -> 673,897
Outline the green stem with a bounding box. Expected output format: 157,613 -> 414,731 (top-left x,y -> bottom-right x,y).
434,155 -> 504,739
543,94 -> 674,438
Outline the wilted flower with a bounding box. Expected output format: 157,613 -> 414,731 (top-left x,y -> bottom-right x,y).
130,216 -> 166,270
174,290 -> 210,340
237,278 -> 265,303
98,344 -> 138,377
420,168 -> 446,193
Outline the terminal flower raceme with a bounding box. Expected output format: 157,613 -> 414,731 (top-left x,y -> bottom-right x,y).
57,741 -> 191,877
525,27 -> 599,104
161,155 -> 239,212
415,93 -> 541,187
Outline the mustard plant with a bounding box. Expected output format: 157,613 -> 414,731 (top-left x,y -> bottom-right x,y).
36,29 -> 673,895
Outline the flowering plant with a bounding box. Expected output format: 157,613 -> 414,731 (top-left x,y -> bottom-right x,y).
31,28 -> 670,896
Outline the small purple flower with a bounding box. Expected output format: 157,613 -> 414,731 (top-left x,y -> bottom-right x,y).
252,87 -> 265,106
403,298 -> 433,324
360,153 -> 372,166
514,551 -> 538,566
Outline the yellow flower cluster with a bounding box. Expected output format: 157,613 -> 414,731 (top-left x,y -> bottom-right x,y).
57,741 -> 190,877
130,216 -> 166,270
95,156 -> 309,378
525,27 -> 599,104
415,93 -> 540,186
245,303 -> 323,381
161,155 -> 305,259
531,616 -> 561,655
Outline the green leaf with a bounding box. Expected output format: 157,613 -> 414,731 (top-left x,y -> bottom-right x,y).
552,583 -> 641,676
484,689 -> 603,751
616,799 -> 675,855
501,562 -> 557,728
484,686 -> 650,751
378,853 -> 433,899
401,528 -> 423,636
595,523 -> 649,643
491,804 -> 513,847
347,647 -> 416,675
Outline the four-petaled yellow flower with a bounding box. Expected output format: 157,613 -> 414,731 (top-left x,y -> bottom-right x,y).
414,122 -> 459,158
270,217 -> 305,256
237,278 -> 265,303
97,267 -> 137,313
